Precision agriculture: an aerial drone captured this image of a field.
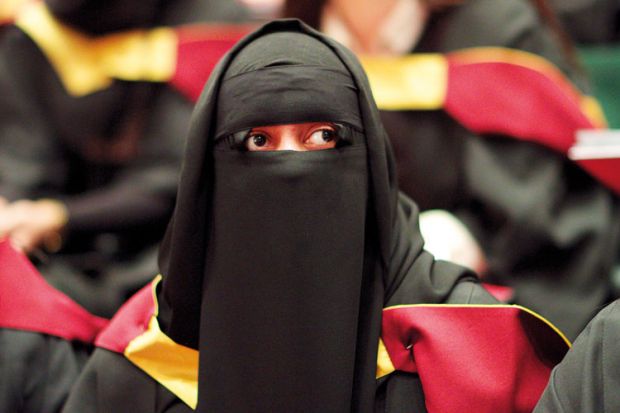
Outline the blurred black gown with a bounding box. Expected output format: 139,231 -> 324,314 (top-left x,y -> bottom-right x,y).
0,0 -> 248,317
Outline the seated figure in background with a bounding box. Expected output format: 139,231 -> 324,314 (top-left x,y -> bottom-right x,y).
283,0 -> 620,340
0,0 -> 249,317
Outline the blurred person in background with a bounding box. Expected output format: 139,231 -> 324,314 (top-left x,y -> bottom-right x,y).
550,0 -> 620,44
283,0 -> 620,340
550,0 -> 620,128
0,0 -> 249,317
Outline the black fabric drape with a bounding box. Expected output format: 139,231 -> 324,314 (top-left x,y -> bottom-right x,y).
534,299 -> 620,412
200,148 -> 368,412
0,330 -> 88,413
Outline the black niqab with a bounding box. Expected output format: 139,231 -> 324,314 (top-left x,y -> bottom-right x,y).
195,32 -> 369,412
157,19 -> 486,413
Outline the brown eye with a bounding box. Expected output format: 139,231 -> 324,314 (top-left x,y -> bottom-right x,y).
245,133 -> 269,151
306,128 -> 338,149
252,134 -> 267,146
321,130 -> 335,142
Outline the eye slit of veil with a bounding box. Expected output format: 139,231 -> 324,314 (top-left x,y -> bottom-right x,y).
213,123 -> 362,151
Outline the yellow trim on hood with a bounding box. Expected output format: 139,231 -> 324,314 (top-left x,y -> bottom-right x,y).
376,337 -> 396,379
123,276 -> 198,409
360,54 -> 448,110
15,3 -> 177,96
125,316 -> 199,409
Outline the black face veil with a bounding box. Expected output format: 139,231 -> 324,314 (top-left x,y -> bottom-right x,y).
158,20 -> 402,413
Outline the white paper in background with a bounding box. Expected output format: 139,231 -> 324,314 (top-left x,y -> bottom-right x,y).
237,0 -> 283,19
569,129 -> 620,160
418,209 -> 487,276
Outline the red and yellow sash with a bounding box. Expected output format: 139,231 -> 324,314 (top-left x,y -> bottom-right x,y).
15,4 -> 617,195
0,239 -> 108,343
13,2 -> 253,101
377,304 -> 569,413
362,51 -> 619,195
98,276 -> 569,411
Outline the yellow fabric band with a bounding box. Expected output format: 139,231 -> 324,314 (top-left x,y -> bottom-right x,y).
376,338 -> 396,379
124,276 -> 198,409
360,54 -> 448,110
15,3 -> 177,96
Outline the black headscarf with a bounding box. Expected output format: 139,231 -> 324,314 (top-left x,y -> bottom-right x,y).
157,19 -> 484,412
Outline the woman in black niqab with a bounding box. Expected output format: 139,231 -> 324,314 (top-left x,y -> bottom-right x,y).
157,19 -> 492,413
64,20 -> 568,413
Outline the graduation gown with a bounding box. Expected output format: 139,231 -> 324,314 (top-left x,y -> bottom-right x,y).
0,1 -> 249,317
372,53 -> 620,340
359,39 -> 620,341
359,0 -> 620,341
549,0 -> 620,44
412,0 -> 586,89
63,20 -> 570,413
64,271 -> 569,413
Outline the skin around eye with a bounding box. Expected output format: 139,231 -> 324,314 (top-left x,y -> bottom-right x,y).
244,122 -> 339,152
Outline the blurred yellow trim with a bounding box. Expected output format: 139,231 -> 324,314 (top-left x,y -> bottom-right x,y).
447,47 -> 563,76
122,275 -> 197,409
382,303 -> 571,347
376,337 -> 396,379
360,54 -> 447,110
15,3 -> 176,96
125,316 -> 198,409
581,96 -> 608,128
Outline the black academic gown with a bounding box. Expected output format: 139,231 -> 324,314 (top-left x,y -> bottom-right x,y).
376,0 -> 620,340
413,0 -> 586,87
0,239 -> 106,413
534,299 -> 620,412
60,225 -> 503,413
0,330 -> 88,413
0,0 -> 249,317
549,0 -> 620,44
61,349 -> 192,413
